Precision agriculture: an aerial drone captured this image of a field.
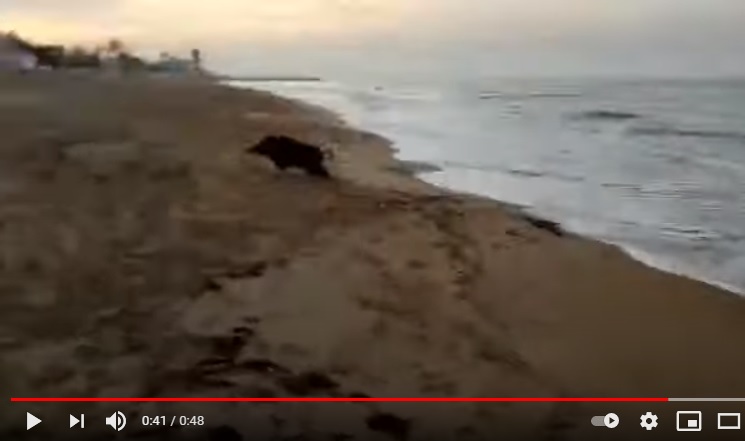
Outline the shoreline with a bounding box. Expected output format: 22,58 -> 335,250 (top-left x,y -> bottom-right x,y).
232,79 -> 744,298
3,73 -> 745,438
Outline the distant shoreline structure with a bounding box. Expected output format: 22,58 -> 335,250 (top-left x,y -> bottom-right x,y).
217,75 -> 322,82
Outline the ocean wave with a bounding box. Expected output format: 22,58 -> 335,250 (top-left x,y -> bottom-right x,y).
601,182 -> 643,191
658,225 -> 745,243
479,91 -> 581,100
628,124 -> 745,142
621,245 -> 745,295
572,110 -> 642,121
609,217 -> 745,244
510,168 -> 585,182
506,168 -> 544,178
440,161 -> 585,183
660,225 -> 711,239
368,87 -> 443,103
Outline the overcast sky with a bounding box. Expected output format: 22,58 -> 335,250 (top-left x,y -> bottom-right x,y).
2,0 -> 744,78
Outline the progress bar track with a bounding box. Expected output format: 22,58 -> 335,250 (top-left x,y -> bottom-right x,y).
12,398 -> 667,403
11,397 -> 745,403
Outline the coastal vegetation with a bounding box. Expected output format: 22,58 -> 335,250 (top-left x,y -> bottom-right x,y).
0,31 -> 203,74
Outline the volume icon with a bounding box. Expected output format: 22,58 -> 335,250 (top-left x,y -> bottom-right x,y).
105,412 -> 126,431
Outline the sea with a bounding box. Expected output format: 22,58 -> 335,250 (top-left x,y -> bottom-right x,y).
231,77 -> 745,295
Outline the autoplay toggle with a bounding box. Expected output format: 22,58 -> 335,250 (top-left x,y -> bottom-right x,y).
591,413 -> 620,428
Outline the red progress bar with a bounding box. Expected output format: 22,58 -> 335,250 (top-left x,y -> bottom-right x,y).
11,398 -> 670,403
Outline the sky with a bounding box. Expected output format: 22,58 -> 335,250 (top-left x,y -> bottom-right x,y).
2,0 -> 744,78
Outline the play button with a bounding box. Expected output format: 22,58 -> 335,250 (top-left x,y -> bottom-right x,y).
604,413 -> 620,429
27,412 -> 41,430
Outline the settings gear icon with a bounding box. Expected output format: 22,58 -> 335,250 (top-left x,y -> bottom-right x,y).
640,412 -> 658,430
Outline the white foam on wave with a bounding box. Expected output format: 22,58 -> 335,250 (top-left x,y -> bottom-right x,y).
622,246 -> 745,296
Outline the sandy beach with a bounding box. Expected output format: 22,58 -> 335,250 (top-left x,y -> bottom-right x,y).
2,72 -> 745,440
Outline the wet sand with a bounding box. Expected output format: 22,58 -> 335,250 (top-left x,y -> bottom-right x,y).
2,72 -> 745,440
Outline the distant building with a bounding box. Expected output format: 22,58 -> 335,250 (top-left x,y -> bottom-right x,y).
149,52 -> 199,75
0,33 -> 37,71
34,45 -> 65,69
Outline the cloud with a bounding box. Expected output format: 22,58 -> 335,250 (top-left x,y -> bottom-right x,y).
0,0 -> 120,14
1,0 -> 408,47
4,0 -> 744,47
2,0 -> 744,75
